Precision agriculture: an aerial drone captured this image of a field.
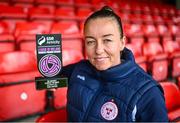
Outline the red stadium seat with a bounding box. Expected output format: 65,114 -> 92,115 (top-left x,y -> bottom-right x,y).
36,108 -> 67,122
141,4 -> 151,14
15,21 -> 51,52
51,21 -> 81,39
54,87 -> 67,109
143,41 -> 165,56
130,37 -> 144,48
129,13 -> 142,23
0,41 -> 15,53
141,14 -> 153,24
152,15 -> 164,24
0,5 -> 27,19
28,7 -> 54,21
142,24 -> 158,37
54,6 -> 76,21
19,41 -> 36,53
0,82 -> 46,121
0,5 -> 27,31
126,43 -> 143,57
62,48 -> 84,66
0,21 -> 15,53
126,43 -> 147,72
15,21 -> 51,39
156,24 -> 171,37
76,8 -> 93,21
159,6 -> 169,16
56,0 -> 74,6
13,3 -> 34,9
162,14 -> 173,24
0,51 -> 36,74
0,51 -> 40,85
74,0 -> 91,7
130,3 -> 142,14
0,21 -> 12,34
168,24 -> 180,36
150,5 -> 160,15
118,2 -> 131,13
62,39 -> 83,52
143,42 -> 168,81
160,82 -> 180,121
118,12 -> 130,23
123,23 -> 144,37
162,39 -> 180,77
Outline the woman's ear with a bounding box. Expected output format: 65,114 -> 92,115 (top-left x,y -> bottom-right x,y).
120,36 -> 126,51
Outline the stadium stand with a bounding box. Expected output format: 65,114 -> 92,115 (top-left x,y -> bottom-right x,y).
0,0 -> 179,121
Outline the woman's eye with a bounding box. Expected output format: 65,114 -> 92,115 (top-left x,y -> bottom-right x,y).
104,39 -> 112,43
87,40 -> 95,45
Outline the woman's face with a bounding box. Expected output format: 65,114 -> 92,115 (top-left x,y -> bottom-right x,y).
84,17 -> 125,71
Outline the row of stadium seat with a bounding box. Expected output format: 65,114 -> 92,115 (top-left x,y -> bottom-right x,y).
0,3 -> 178,17
2,0 -> 179,16
0,4 -> 179,25
0,21 -> 180,45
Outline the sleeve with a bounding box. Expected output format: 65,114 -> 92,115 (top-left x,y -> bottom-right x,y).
60,63 -> 77,78
135,86 -> 169,122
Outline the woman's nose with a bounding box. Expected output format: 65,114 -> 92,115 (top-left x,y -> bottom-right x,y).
95,41 -> 104,55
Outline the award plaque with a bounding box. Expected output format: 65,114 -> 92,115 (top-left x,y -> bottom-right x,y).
35,34 -> 68,90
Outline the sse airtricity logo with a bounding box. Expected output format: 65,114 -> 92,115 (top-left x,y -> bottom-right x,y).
39,54 -> 61,77
38,36 -> 46,45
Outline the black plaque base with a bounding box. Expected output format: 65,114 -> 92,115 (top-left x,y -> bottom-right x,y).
35,77 -> 68,90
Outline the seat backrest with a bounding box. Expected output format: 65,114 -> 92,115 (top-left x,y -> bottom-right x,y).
168,24 -> 180,35
157,24 -> 171,36
143,24 -> 158,36
0,51 -> 37,74
0,5 -> 26,14
126,42 -> 143,57
162,40 -> 179,54
55,6 -> 75,16
160,82 -> 180,112
14,22 -> 51,38
76,8 -> 92,18
51,21 -> 79,35
124,23 -> 143,37
28,7 -> 53,15
0,21 -> 11,34
36,108 -> 67,122
62,48 -> 84,66
143,41 -> 163,56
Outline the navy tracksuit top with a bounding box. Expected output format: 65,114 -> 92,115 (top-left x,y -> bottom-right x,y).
62,48 -> 168,122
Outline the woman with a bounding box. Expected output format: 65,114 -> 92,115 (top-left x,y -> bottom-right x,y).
61,6 -> 168,122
